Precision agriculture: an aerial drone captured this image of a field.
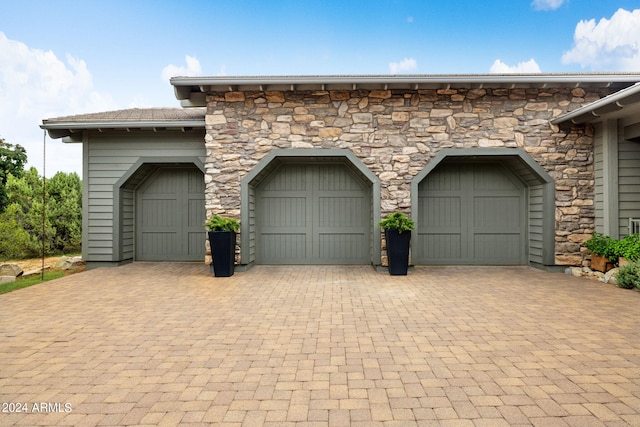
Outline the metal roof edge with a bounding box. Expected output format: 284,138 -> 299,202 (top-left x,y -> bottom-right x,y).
170,73 -> 640,87
41,119 -> 206,140
40,120 -> 205,130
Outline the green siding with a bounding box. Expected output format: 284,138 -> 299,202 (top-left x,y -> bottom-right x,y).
594,124 -> 604,231
618,139 -> 640,236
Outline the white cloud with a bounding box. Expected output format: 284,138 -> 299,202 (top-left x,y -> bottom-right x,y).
161,55 -> 202,81
489,58 -> 542,73
0,32 -> 116,176
389,58 -> 417,74
531,0 -> 566,11
562,8 -> 640,71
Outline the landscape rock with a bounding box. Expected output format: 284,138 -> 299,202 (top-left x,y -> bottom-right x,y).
0,264 -> 23,278
603,268 -> 618,285
0,276 -> 16,285
54,256 -> 85,270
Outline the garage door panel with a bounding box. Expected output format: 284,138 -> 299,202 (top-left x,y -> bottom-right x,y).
264,165 -> 307,191
260,196 -> 307,228
417,234 -> 462,261
141,199 -> 177,228
473,196 -> 521,230
474,234 -> 522,263
136,167 -> 205,261
259,234 -> 308,262
421,196 -> 462,229
473,164 -> 520,190
417,162 -> 525,265
318,233 -> 368,263
318,196 -> 366,228
187,232 -> 205,256
141,232 -> 177,260
422,165 -> 462,191
257,163 -> 370,264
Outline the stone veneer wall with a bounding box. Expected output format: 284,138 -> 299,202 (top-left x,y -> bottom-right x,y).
204,87 -> 607,266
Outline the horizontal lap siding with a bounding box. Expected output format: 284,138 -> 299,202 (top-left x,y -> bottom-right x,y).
504,160 -> 544,265
618,139 -> 640,236
593,126 -> 604,231
529,185 -> 544,264
86,132 -> 205,262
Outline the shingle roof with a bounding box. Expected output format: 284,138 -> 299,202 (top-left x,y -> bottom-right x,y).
41,108 -> 205,139
43,107 -> 205,124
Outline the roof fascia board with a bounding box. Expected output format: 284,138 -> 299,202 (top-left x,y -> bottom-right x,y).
170,73 -> 640,100
170,73 -> 640,88
41,120 -> 205,130
41,119 -> 205,140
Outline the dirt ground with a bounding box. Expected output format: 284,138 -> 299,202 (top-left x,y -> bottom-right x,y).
2,256 -> 68,272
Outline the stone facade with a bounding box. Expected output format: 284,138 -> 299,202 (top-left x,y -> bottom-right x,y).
204,86 -> 608,267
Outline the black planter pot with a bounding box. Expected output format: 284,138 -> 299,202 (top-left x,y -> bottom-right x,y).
385,229 -> 411,275
208,231 -> 236,277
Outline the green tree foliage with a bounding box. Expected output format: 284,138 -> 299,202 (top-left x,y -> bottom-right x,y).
0,204 -> 35,258
0,139 -> 27,212
47,171 -> 82,252
0,167 -> 82,259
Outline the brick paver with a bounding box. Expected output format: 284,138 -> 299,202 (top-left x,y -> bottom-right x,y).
0,263 -> 639,426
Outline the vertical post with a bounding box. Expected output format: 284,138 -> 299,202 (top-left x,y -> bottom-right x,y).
602,119 -> 619,238
41,131 -> 46,281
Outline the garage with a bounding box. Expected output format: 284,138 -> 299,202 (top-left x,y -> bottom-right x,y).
415,161 -> 526,265
256,162 -> 371,264
136,166 -> 205,261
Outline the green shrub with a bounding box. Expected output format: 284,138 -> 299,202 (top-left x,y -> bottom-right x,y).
613,233 -> 640,262
615,261 -> 640,289
205,215 -> 240,232
584,232 -> 617,261
379,212 -> 415,233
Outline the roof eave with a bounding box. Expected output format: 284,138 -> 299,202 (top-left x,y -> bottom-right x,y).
41,120 -> 205,140
551,82 -> 640,127
170,73 -> 640,107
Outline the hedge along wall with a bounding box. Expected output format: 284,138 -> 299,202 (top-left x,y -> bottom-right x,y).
203,86 -> 605,266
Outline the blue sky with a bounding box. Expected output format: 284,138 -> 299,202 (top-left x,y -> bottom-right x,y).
1,0 -> 640,176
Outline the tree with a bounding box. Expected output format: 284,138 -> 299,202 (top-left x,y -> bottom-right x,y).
3,168 -> 53,257
0,139 -> 27,212
47,172 -> 82,252
0,168 -> 82,259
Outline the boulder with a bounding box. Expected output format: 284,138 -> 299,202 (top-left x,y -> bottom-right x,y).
0,263 -> 23,277
0,276 -> 16,285
603,268 -> 618,285
54,256 -> 85,270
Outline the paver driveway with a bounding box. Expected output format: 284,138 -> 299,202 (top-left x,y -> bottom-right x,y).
0,263 -> 639,426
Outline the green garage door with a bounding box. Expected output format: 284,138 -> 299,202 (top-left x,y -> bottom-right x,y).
416,161 -> 526,265
136,166 -> 205,261
256,163 -> 371,264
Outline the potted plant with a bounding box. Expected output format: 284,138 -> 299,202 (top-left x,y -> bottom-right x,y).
613,233 -> 640,267
379,212 -> 415,275
205,215 -> 240,277
583,232 -> 617,272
